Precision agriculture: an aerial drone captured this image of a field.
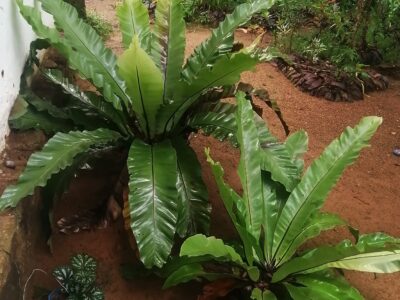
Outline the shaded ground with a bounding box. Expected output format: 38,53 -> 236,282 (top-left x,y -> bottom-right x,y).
0,1 -> 399,299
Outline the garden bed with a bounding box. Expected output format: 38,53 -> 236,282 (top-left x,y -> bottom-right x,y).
1,0 -> 400,298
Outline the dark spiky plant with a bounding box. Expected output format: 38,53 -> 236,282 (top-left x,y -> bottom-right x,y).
1,0 -> 277,268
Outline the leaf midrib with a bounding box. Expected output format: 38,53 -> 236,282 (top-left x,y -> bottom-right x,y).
150,145 -> 158,251
136,67 -> 151,137
176,160 -> 194,232
161,4 -> 172,103
291,252 -> 400,276
273,127 -> 371,262
56,6 -> 129,106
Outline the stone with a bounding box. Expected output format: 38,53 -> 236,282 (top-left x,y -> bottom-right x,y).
4,160 -> 15,169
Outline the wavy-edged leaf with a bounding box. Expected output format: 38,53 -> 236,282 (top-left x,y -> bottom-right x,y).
205,148 -> 259,265
196,85 -> 237,104
20,90 -> 69,120
236,93 -> 263,239
117,0 -> 151,50
187,102 -> 237,145
261,171 -> 287,262
173,138 -> 210,237
273,233 -> 400,282
241,83 -> 289,137
260,144 -> 300,192
182,0 -> 275,83
118,36 -> 164,138
279,213 -> 347,265
254,108 -> 298,191
285,131 -> 308,174
178,52 -> 258,103
127,139 -> 179,268
152,0 -> 186,102
255,114 -> 277,144
163,263 -> 228,288
252,114 -> 292,261
272,117 -> 382,263
9,104 -> 73,134
285,271 -> 363,300
40,0 -> 130,111
159,52 -> 259,134
42,69 -> 129,135
180,234 -> 244,265
261,97 -> 289,137
0,129 -> 121,210
209,34 -> 234,65
15,0 -> 67,54
18,86 -> 110,132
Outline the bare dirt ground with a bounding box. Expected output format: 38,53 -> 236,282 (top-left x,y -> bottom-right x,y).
0,1 -> 399,299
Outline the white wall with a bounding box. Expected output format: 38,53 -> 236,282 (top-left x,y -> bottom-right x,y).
0,0 -> 52,151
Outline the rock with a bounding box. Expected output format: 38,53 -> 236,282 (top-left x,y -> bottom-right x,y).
4,161 -> 15,169
393,148 -> 400,157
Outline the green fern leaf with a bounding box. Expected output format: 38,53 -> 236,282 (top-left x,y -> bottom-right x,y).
0,129 -> 122,210
182,0 -> 275,83
117,0 -> 151,50
272,117 -> 383,263
127,139 -> 179,268
39,0 -> 131,111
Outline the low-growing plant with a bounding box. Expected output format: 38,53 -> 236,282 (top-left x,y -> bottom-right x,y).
182,0 -> 247,24
301,37 -> 326,63
1,0 -> 277,268
51,254 -> 104,300
85,10 -> 113,40
272,0 -> 400,69
163,93 -> 400,299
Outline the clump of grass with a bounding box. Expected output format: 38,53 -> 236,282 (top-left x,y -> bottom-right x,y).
85,10 -> 113,40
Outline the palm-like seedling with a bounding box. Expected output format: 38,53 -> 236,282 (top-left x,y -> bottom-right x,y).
1,0 -> 276,268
